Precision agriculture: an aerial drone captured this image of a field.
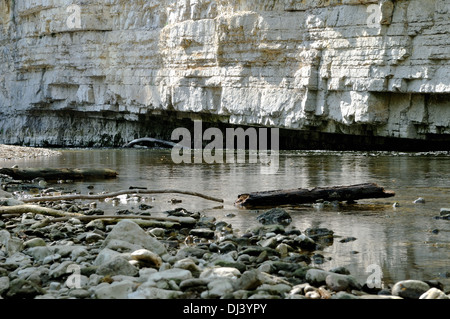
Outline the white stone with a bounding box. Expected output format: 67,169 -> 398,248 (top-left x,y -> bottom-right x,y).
199,267 -> 241,279
130,249 -> 163,268
419,288 -> 449,300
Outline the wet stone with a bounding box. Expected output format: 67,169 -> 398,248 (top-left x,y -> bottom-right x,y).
329,266 -> 351,275
217,242 -> 237,254
293,234 -> 316,250
257,208 -> 292,225
304,228 -> 334,242
305,269 -> 333,287
392,280 -> 430,299
339,237 -> 357,243
325,273 -> 362,292
312,253 -> 325,264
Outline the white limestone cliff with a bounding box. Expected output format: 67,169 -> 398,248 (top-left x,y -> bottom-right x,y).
0,0 -> 449,148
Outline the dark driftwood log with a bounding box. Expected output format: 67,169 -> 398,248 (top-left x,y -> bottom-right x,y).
0,168 -> 118,181
235,183 -> 395,208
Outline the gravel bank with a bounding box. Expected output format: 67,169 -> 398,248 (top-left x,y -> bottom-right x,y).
0,145 -> 61,161
0,190 -> 448,300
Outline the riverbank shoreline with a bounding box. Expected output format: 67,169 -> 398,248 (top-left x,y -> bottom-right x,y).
0,182 -> 448,299
0,144 -> 62,161
0,147 -> 448,300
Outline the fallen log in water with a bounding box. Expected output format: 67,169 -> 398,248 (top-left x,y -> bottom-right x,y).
0,168 -> 118,181
235,183 -> 395,208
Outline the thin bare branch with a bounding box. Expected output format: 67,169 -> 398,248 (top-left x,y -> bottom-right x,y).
21,189 -> 224,204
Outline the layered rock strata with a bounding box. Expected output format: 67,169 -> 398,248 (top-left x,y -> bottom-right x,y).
0,0 -> 449,149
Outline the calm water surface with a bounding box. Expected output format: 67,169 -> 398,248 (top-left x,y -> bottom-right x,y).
4,148 -> 450,289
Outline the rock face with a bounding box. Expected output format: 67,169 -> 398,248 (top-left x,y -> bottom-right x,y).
0,0 -> 449,149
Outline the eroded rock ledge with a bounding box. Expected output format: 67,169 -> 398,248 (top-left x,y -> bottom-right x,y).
0,0 -> 449,149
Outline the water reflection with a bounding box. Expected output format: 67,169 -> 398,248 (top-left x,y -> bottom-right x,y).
3,148 -> 450,288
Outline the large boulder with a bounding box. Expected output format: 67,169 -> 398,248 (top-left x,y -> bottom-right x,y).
102,219 -> 167,256
392,280 -> 430,299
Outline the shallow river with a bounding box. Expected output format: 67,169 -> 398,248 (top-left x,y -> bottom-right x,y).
3,148 -> 450,289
